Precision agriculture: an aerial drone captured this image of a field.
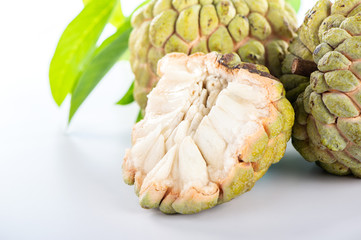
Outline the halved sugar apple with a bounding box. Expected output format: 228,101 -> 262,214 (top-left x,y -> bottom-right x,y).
123,52 -> 294,214
129,0 -> 298,110
280,0 -> 361,177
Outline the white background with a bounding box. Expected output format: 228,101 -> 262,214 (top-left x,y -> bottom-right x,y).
1,0 -> 361,239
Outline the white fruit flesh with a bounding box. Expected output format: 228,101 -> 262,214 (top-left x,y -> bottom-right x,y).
124,52 -> 282,212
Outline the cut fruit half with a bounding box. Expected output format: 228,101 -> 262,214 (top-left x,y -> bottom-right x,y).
123,52 -> 294,214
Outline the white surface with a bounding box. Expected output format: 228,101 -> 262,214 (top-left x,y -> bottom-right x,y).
1,0 -> 361,240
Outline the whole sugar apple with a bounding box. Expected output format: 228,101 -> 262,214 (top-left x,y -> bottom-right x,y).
281,0 -> 361,177
123,52 -> 294,214
129,0 -> 298,110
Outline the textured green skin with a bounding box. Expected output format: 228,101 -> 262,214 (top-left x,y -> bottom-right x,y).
129,0 -> 297,110
171,189 -> 219,214
285,0 -> 361,177
220,163 -> 255,203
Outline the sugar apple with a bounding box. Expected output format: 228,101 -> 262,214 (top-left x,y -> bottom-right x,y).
123,52 -> 294,214
129,0 -> 298,110
281,0 -> 361,177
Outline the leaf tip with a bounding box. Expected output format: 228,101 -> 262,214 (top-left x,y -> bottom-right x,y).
50,89 -> 65,107
68,101 -> 78,125
136,110 -> 144,123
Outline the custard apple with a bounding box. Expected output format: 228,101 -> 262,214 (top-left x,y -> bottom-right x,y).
123,52 -> 294,214
281,0 -> 361,177
129,0 -> 298,110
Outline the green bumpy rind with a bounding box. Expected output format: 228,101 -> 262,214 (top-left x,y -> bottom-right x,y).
284,0 -> 361,177
129,0 -> 298,110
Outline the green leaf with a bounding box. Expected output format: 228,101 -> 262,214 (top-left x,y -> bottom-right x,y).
286,0 -> 301,12
49,0 -> 117,106
83,0 -> 125,28
117,81 -> 134,105
110,2 -> 125,28
136,110 -> 143,123
119,49 -> 130,61
68,20 -> 132,122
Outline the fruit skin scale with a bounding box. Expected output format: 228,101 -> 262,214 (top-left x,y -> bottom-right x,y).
281,0 -> 361,177
123,52 -> 294,214
129,0 -> 298,110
